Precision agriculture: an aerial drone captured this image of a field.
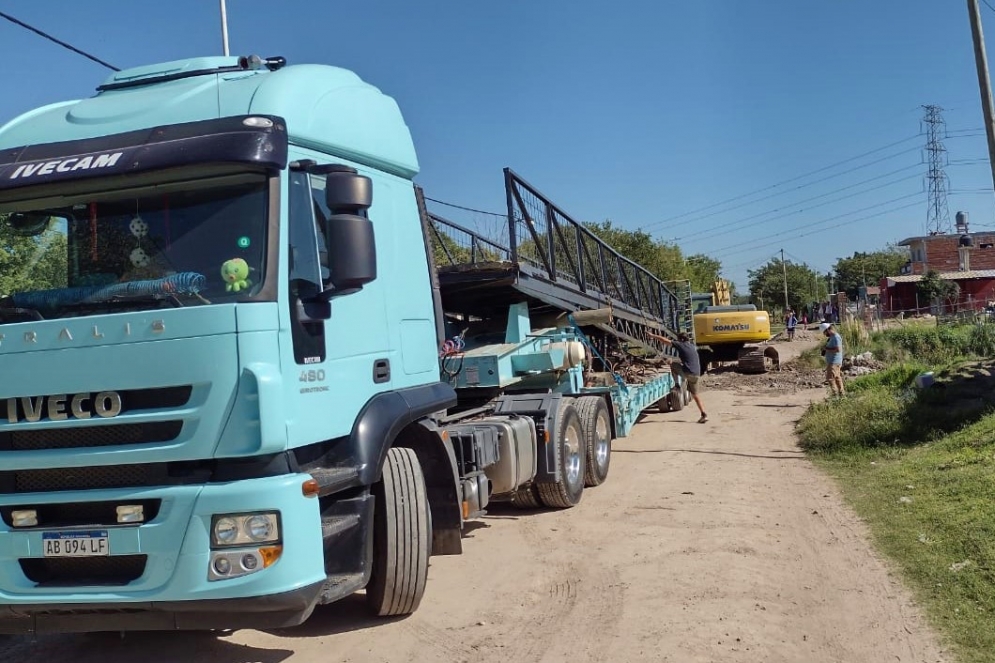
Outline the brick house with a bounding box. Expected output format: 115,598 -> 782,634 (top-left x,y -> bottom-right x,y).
880,212 -> 995,315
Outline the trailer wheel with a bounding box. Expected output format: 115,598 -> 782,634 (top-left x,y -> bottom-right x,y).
510,484 -> 542,509
536,401 -> 586,508
366,447 -> 431,617
575,396 -> 612,487
667,384 -> 684,412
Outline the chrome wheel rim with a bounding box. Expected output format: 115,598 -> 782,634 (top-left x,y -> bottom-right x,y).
564,422 -> 583,487
594,414 -> 610,473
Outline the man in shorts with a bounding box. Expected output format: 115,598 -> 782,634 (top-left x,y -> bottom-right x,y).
648,331 -> 707,423
820,322 -> 845,397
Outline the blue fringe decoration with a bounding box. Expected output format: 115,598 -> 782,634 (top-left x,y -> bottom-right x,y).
11,272 -> 208,311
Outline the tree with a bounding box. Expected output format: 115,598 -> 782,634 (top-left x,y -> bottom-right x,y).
684,254 -> 723,293
917,269 -> 959,313
581,221 -> 726,291
832,246 -> 909,298
747,258 -> 822,314
0,215 -> 68,298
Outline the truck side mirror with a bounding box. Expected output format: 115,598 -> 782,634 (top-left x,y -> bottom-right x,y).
325,166 -> 372,215
321,166 -> 377,298
322,213 -> 377,297
6,212 -> 52,237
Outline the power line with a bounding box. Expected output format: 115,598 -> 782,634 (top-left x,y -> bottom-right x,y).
645,134 -> 922,232
714,198 -> 925,262
675,166 -> 922,244
0,10 -> 119,72
425,196 -> 506,218
709,193 -> 924,259
644,145 -> 923,237
714,199 -> 922,265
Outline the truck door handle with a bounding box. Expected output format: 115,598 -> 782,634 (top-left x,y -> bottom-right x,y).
373,359 -> 390,384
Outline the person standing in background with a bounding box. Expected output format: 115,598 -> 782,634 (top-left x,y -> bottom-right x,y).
820,322 -> 845,397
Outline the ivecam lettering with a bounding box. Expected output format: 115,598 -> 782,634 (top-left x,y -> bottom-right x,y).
8,152 -> 124,180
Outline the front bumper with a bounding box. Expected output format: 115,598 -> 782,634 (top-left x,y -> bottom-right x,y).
0,580 -> 324,634
0,472 -> 328,633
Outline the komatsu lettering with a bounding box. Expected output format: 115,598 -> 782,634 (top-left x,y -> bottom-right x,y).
713,323 -> 751,332
8,152 -> 124,179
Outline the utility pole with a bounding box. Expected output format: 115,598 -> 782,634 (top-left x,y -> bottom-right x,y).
780,248 -> 790,311
968,0 -> 995,197
220,0 -> 231,56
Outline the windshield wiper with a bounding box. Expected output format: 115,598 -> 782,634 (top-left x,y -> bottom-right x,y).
59,292 -> 201,313
0,303 -> 45,322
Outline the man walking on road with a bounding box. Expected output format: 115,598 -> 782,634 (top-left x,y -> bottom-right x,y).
648,331 -> 708,423
820,322 -> 845,397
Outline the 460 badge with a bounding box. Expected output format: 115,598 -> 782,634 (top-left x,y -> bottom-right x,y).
299,369 -> 329,394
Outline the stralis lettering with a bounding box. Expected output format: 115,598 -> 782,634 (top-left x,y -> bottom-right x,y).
8,152 -> 124,180
5,391 -> 123,423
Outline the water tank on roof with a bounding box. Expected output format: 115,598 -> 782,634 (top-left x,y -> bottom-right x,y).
960,234 -> 974,247
956,210 -> 970,233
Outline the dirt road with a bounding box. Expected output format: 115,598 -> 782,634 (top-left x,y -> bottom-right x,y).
2,340 -> 948,662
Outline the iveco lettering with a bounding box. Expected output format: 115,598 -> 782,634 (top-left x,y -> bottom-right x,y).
5,392 -> 122,423
0,53 -> 696,635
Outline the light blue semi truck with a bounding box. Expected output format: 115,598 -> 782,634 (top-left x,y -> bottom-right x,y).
0,54 -> 693,634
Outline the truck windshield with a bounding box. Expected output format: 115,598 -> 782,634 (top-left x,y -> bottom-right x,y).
0,173 -> 269,323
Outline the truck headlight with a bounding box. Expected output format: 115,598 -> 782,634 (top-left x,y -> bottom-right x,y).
210,512 -> 280,548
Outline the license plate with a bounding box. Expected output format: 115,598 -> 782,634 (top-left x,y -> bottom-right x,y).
42,531 -> 110,558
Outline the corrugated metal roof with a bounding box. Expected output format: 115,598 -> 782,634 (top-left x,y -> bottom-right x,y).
885,269 -> 995,284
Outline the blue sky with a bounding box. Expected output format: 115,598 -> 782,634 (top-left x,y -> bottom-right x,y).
2,0 -> 994,291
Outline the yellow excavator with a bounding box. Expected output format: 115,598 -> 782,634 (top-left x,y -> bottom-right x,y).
691,280 -> 779,374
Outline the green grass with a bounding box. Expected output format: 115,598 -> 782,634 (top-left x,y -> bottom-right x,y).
796,325 -> 995,662
813,422 -> 995,662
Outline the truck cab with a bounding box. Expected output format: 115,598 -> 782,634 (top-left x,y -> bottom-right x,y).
0,55 -> 460,633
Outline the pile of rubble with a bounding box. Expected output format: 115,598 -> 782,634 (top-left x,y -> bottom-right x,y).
842,351 -> 884,377
703,360 -> 827,394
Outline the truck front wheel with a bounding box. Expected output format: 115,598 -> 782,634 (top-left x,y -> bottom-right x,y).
366,447 -> 431,617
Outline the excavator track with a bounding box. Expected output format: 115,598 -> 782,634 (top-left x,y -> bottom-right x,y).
736,346 -> 780,374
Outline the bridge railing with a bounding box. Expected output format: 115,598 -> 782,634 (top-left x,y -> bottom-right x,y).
424,168 -> 688,336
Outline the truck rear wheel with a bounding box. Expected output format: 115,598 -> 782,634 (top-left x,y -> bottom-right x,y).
575,396 -> 611,487
366,447 -> 431,617
510,484 -> 543,509
537,401 -> 586,508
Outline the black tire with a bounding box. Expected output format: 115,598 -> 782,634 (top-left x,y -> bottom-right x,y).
509,484 -> 543,509
366,447 -> 431,617
667,385 -> 684,412
575,396 -> 612,487
536,401 -> 586,508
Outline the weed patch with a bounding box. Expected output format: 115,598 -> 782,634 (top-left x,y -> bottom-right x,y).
799,323 -> 995,662
816,415 -> 995,662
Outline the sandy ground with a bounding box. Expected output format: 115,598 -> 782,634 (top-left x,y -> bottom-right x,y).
1,338 -> 949,663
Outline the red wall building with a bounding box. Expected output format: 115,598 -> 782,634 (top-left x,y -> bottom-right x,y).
880,213 -> 995,315
880,271 -> 995,315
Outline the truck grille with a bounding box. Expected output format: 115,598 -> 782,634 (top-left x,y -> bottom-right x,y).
19,555 -> 147,586
0,385 -> 191,452
1,421 -> 183,452
7,465 -> 154,494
